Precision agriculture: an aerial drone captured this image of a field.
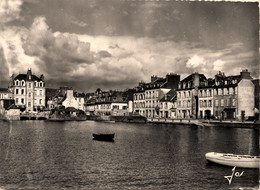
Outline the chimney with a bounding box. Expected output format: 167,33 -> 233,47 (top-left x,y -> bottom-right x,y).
166,73 -> 180,89
26,68 -> 32,81
240,69 -> 252,79
151,75 -> 158,83
193,73 -> 200,88
40,74 -> 44,81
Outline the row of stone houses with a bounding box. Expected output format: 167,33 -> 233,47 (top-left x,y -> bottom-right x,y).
133,70 -> 259,121
0,68 -> 259,121
0,69 -> 87,117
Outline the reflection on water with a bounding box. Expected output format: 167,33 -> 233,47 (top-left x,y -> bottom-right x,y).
0,120 -> 258,189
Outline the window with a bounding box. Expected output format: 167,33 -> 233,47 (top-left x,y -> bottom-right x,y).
229,88 -> 233,94
203,100 -> 207,107
28,102 -> 31,107
208,100 -> 212,107
29,83 -> 31,88
227,99 -> 230,107
215,99 -> 219,106
21,89 -> 24,95
21,98 -> 24,104
16,89 -> 19,94
39,99 -> 42,105
214,89 -> 218,95
188,100 -> 191,107
200,100 -> 203,107
16,98 -> 18,103
218,89 -> 222,95
209,90 -> 212,97
232,99 -> 236,107
21,81 -> 24,86
188,91 -> 191,97
221,99 -> 224,106
34,82 -> 37,87
29,92 -> 31,98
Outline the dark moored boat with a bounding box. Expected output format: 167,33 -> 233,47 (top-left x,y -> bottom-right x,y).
93,133 -> 115,141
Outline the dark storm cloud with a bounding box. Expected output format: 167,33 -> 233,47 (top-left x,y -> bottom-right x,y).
0,0 -> 258,92
0,47 -> 9,81
21,17 -> 112,79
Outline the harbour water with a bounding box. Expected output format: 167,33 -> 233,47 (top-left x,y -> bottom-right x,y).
0,120 -> 258,189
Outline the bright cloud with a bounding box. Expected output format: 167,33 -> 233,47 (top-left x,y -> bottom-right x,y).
213,59 -> 225,71
0,10 -> 257,91
0,0 -> 22,24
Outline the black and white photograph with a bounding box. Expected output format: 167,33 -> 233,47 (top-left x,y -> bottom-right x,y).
0,0 -> 259,189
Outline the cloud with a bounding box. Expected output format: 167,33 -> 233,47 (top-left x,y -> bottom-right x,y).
186,55 -> 206,68
0,14 -> 257,91
0,0 -> 23,24
213,59 -> 225,71
71,16 -> 88,27
21,17 -> 112,79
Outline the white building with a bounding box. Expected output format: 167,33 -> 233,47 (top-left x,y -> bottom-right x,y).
0,88 -> 13,100
9,69 -> 45,112
86,102 -> 128,116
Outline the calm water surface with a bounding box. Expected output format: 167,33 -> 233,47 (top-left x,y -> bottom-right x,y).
0,120 -> 258,190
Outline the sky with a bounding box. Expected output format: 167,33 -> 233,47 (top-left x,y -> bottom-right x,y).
0,0 -> 259,92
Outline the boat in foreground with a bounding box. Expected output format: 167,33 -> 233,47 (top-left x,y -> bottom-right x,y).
93,133 -> 115,141
205,152 -> 260,168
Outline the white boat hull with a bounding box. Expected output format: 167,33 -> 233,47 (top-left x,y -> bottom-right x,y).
205,152 -> 260,168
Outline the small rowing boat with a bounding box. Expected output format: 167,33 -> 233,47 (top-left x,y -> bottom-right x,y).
93,133 -> 115,141
205,152 -> 260,168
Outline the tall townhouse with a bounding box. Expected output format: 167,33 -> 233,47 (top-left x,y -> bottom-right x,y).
213,70 -> 255,120
198,79 -> 214,119
9,69 -> 45,112
176,73 -> 207,119
133,73 -> 180,118
158,89 -> 177,118
133,89 -> 146,116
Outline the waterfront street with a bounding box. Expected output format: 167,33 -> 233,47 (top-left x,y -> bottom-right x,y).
0,120 -> 258,189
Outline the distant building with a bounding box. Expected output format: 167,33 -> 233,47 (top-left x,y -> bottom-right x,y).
9,69 -> 45,112
176,70 -> 256,121
158,89 -> 177,118
252,79 -> 259,120
0,88 -> 13,100
212,70 -> 255,120
74,92 -> 85,111
86,101 -> 128,116
133,73 -> 180,118
176,72 -> 207,119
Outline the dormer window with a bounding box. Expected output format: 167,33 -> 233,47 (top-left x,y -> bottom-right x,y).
21,80 -> 25,86
183,82 -> 186,89
187,82 -> 191,88
34,81 -> 37,87
216,81 -> 219,86
225,81 -> 227,85
15,80 -> 19,86
232,80 -> 237,84
178,83 -> 181,89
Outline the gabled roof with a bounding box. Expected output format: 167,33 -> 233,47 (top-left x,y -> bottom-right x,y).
181,73 -> 207,83
7,104 -> 19,110
159,89 -> 177,102
13,74 -> 43,82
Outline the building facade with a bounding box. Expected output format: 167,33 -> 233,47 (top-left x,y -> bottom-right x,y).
9,69 -> 45,112
176,73 -> 207,119
0,88 -> 13,100
133,73 -> 180,118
